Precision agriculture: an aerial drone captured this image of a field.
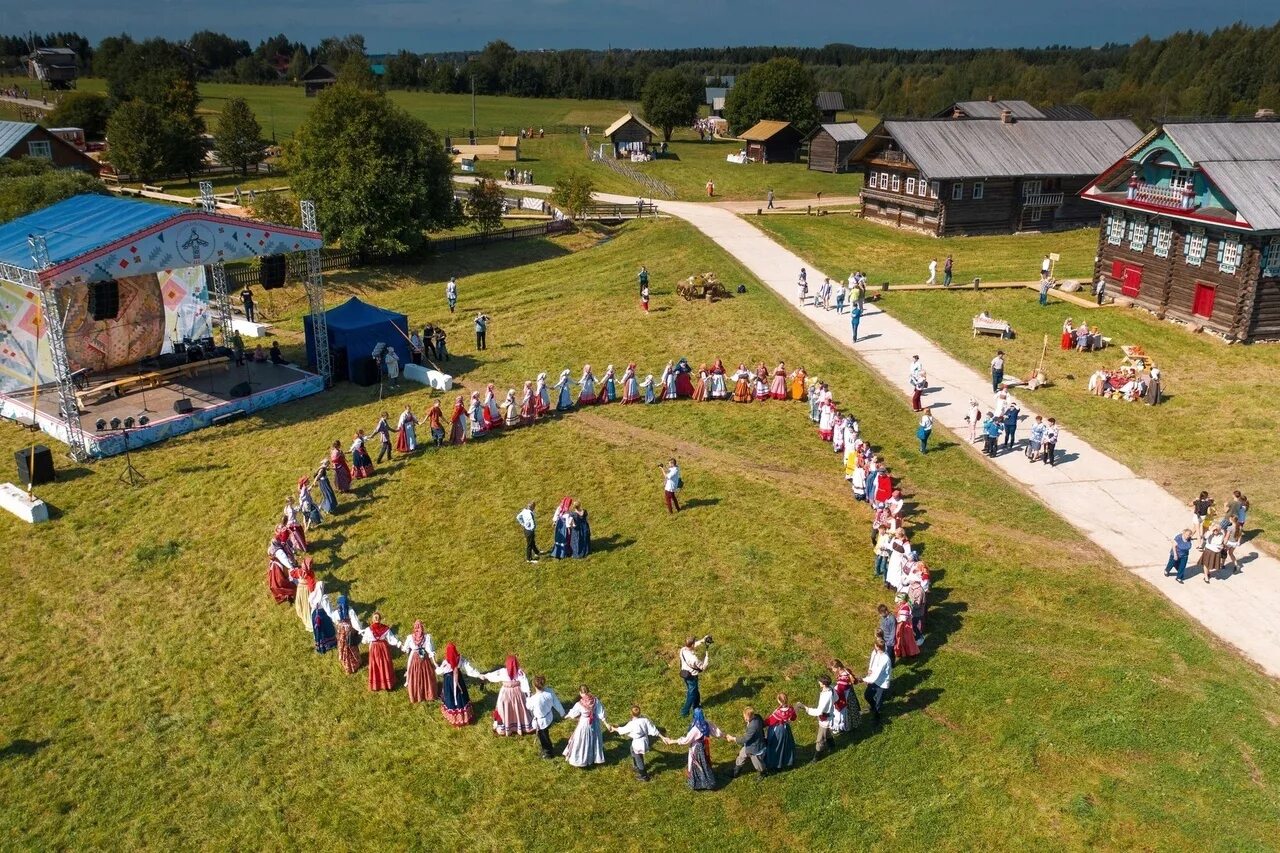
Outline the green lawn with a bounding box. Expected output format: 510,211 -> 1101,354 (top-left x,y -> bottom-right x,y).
2,220 -> 1279,848
755,213 -> 1099,284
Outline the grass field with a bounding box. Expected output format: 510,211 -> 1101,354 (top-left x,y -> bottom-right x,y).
2,219 -> 1279,848
755,213 -> 1099,284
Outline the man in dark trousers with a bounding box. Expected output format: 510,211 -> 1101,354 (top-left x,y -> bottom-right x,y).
729,706 -> 768,779
678,636 -> 709,717
240,286 -> 256,323
474,312 -> 490,351
1001,399 -> 1020,452
943,254 -> 953,287
660,458 -> 681,514
990,350 -> 1005,392
516,501 -> 539,562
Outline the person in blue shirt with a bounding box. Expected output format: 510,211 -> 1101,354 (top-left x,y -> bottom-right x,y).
1165,528 -> 1196,583
981,412 -> 1000,457
850,302 -> 864,343
1001,401 -> 1020,452
1026,415 -> 1046,462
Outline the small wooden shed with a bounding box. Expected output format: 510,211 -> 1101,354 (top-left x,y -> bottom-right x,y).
741,120 -> 804,164
497,136 -> 520,161
605,112 -> 657,157
301,64 -> 338,97
816,91 -> 846,124
806,122 -> 867,173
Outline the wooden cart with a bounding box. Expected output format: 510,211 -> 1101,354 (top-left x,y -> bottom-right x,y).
676,272 -> 729,302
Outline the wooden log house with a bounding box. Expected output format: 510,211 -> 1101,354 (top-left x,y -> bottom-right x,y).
740,120 -> 804,164
604,112 -> 657,157
1080,118 -> 1280,341
806,122 -> 867,173
846,113 -> 1142,236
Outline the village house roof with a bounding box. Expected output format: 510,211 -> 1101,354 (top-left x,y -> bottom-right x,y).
816,91 -> 846,112
814,122 -> 867,143
741,120 -> 796,142
604,112 -> 657,138
1161,122 -> 1280,231
942,99 -> 1045,119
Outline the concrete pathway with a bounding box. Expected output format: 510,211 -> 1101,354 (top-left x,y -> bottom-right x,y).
0,94 -> 54,112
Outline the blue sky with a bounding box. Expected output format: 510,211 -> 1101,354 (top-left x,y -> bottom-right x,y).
4,0 -> 1276,52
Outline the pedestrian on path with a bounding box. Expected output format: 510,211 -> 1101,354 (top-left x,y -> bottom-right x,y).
917,408 -> 934,454
850,302 -> 863,343
926,257 -> 938,285
446,277 -> 458,313
1001,400 -> 1020,452
1165,528 -> 1195,583
1094,276 -> 1107,305
1199,525 -> 1226,583
797,268 -> 808,305
982,412 -> 1000,456
943,254 -> 953,287
990,350 -> 1005,392
1191,491 -> 1215,543
1041,418 -> 1059,465
660,458 -> 682,514
834,281 -> 847,314
516,501 -> 540,563
767,188 -> 775,209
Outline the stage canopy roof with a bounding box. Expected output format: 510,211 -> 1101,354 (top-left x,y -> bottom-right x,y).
0,194 -> 323,289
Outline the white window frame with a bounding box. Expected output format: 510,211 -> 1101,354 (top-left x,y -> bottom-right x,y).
891,174 -> 901,192
1028,207 -> 1043,223
879,172 -> 889,190
972,181 -> 984,200
27,140 -> 52,159
1169,168 -> 1194,191
1184,226 -> 1208,267
1128,216 -> 1149,252
1218,235 -> 1243,274
951,183 -> 963,200
1152,220 -> 1173,258
1022,179 -> 1041,198
867,170 -> 877,188
905,176 -> 916,195
1264,238 -> 1280,278
1106,212 -> 1126,245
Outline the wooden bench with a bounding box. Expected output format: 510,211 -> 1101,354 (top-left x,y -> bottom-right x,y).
76,357 -> 229,409
973,316 -> 1013,338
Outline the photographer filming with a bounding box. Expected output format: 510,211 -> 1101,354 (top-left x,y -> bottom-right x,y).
678,635 -> 712,717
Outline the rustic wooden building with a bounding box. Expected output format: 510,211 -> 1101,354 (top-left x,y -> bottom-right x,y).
1081,119 -> 1280,341
741,120 -> 804,164
301,64 -> 338,97
604,112 -> 657,157
806,122 -> 867,173
816,92 -> 846,123
847,115 -> 1142,236
934,99 -> 1045,120
26,47 -> 78,90
0,121 -> 99,172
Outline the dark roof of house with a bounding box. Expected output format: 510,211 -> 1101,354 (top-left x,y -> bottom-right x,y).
1042,104 -> 1098,120
1163,121 -> 1280,230
301,64 -> 338,82
30,47 -> 77,60
741,120 -> 798,142
816,91 -> 846,112
858,117 -> 1144,180
943,99 -> 1046,119
814,122 -> 867,144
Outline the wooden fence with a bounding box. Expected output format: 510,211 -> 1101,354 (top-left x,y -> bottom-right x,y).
586,139 -> 677,199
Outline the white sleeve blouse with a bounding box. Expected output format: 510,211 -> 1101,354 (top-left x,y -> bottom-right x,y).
675,721 -> 722,745
360,627 -> 400,649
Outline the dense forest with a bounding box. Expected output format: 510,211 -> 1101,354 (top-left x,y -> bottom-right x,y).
4,21 -> 1279,120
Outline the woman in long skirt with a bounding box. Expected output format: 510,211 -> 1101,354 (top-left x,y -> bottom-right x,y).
894,594 -> 920,659
830,660 -> 861,732
484,383 -> 503,430
572,502 -> 591,558
621,363 -> 640,404
449,396 -> 469,445
731,363 -> 753,402
267,549 -> 294,604
641,373 -> 657,403
349,430 -> 374,479
576,364 -> 598,405
503,389 -> 521,428
290,556 -> 316,631
395,405 -> 418,453
551,497 -> 571,559
329,442 -> 353,493
1061,318 -> 1075,350
311,585 -> 337,654
660,361 -> 678,400
708,359 -> 728,400
402,620 -> 439,703
534,372 -> 551,416
468,392 -> 486,439
764,693 -> 797,771
675,708 -> 725,790
335,594 -> 363,675
298,476 -> 323,530
770,361 -> 788,399
1199,525 -> 1226,583
436,642 -> 481,726
519,382 -> 538,424
313,463 -> 338,514
480,655 -> 535,736
553,369 -> 574,411
691,363 -> 709,401
361,611 -> 399,692
599,365 -> 617,403
563,686 -> 607,767
789,366 -> 808,401
675,357 -> 695,397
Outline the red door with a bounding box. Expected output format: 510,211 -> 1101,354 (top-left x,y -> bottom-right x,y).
1111,259 -> 1125,281
1121,265 -> 1143,297
1192,282 -> 1216,318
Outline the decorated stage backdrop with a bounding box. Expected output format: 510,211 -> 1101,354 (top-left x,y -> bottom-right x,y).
0,267 -> 211,394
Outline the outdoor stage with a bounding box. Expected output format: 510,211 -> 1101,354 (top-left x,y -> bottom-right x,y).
0,360 -> 323,458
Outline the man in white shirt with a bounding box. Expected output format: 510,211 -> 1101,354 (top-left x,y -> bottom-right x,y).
526,674 -> 566,758
990,350 -> 1005,392
609,705 -> 671,781
801,675 -> 836,760
515,501 -> 540,562
1041,417 -> 1060,467
858,638 -> 893,725
908,355 -> 924,388
660,458 -> 681,514
926,257 -> 937,285
678,636 -> 709,717
446,277 -> 458,313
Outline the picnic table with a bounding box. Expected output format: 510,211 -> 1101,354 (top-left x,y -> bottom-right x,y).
972,315 -> 1013,338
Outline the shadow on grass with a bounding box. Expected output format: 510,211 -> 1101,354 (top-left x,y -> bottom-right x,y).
590,534 -> 634,554
682,497 -> 721,511
703,676 -> 769,707
324,239 -> 574,295
0,738 -> 50,761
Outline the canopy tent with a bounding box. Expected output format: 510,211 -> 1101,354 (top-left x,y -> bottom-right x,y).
305,297 -> 410,382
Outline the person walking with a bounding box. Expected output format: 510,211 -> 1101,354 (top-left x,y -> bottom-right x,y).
526,674 -> 566,759
990,350 -> 1005,393
638,265 -> 649,296
943,254 -> 953,287
609,705 -> 671,782
917,408 -> 933,454
1191,491 -> 1215,544
516,501 -> 540,563
373,411 -> 393,464
766,188 -> 775,210
1094,276 -> 1107,306
1199,525 -> 1226,584
474,311 -> 489,351
800,675 -> 836,761
1164,528 -> 1195,584
857,637 -> 893,726
1001,399 -> 1020,452
926,257 -> 938,285
728,706 -> 768,780
640,282 -> 650,314
850,301 -> 863,343
1041,417 -> 1059,466
446,277 -> 458,313
678,636 -> 709,717
660,458 -> 682,514
834,280 -> 847,314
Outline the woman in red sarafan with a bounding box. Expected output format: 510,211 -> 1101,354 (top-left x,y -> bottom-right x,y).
328,440 -> 353,492
402,620 -> 439,703
361,611 -> 400,692
769,361 -> 788,400
266,548 -> 294,604
449,395 -> 469,445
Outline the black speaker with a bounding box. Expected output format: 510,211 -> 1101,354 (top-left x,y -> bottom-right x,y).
259,255 -> 287,290
229,382 -> 252,399
88,280 -> 120,321
15,445 -> 55,485
173,398 -> 194,414
349,356 -> 379,387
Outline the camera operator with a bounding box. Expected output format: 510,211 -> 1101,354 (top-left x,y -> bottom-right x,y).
678,635 -> 712,717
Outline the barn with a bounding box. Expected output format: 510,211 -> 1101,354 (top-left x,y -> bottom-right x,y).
26,47 -> 78,90
301,64 -> 338,97
604,112 -> 657,158
0,121 -> 99,172
816,92 -> 846,124
740,121 -> 804,164
806,122 -> 867,173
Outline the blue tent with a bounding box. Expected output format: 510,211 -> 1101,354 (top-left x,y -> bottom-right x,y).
304,297 -> 410,382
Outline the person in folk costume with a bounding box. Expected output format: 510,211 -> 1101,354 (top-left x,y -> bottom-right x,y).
659,361 -> 677,400
469,392 -> 487,438
621,363 -> 640,404
675,357 -> 695,397
818,396 -> 836,442
313,462 -> 339,514
526,675 -> 567,758
266,545 -> 295,604
551,496 -> 573,559
502,388 -> 521,428
691,363 -> 709,401
298,476 -> 323,530
808,379 -> 822,421
572,501 -> 591,558
553,369 -> 574,411
832,413 -> 846,456
770,361 -> 788,400
401,620 -> 439,703
599,364 -> 618,403
708,358 -> 728,400
361,611 -> 400,692
436,642 -> 483,726
893,593 -> 920,659
329,441 -> 354,493
395,405 -> 418,453
373,411 -> 393,464
801,676 -> 838,760
519,381 -> 538,424
335,594 -> 363,675
906,563 -> 929,642
1061,318 -> 1075,350
289,556 -> 317,631
789,366 -> 808,401
426,400 -> 446,448
563,685 -> 609,767
281,506 -> 307,553
479,655 -> 535,736
641,373 -> 657,403
349,430 -> 374,479
676,707 -> 727,790
754,361 -> 769,395
576,364 -> 598,405
764,693 -> 797,771
752,370 -> 769,402
873,465 -> 894,508
842,416 -> 859,464
310,581 -> 338,654
535,372 -> 552,416
830,659 -> 862,732
730,363 -> 753,402
484,383 -> 503,430
449,395 -> 469,445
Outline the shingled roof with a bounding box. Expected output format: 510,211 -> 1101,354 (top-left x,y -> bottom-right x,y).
1164,121 -> 1280,231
